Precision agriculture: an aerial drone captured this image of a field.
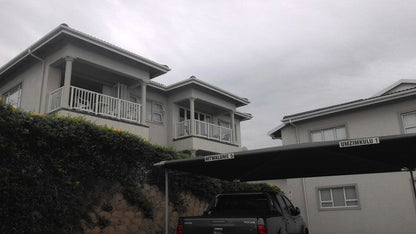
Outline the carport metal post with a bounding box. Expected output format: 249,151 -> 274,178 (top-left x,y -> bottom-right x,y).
165,168 -> 169,234
410,169 -> 416,202
153,161 -> 169,234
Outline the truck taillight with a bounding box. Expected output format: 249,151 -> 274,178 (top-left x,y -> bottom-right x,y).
177,224 -> 183,234
257,225 -> 267,234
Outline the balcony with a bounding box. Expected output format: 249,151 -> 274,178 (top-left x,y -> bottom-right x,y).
175,120 -> 233,144
48,86 -> 141,123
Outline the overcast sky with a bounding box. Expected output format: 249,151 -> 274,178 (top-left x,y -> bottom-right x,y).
1,0 -> 416,149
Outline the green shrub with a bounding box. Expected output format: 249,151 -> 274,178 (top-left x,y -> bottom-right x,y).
0,103 -> 278,233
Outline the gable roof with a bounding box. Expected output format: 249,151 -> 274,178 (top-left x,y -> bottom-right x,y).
149,76 -> 250,107
0,23 -> 170,79
269,79 -> 416,139
373,79 -> 416,97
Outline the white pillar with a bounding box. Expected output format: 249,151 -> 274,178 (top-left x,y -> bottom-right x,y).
190,98 -> 195,135
62,57 -> 73,108
230,111 -> 235,143
141,81 -> 147,125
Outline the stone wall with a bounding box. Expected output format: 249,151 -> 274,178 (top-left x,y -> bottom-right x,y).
81,184 -> 208,234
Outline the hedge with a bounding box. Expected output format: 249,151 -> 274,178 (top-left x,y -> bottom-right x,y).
0,103 -> 278,233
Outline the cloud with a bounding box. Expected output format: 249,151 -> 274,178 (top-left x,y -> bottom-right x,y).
1,0 -> 416,149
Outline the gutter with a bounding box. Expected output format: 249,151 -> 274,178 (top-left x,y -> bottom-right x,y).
27,49 -> 46,113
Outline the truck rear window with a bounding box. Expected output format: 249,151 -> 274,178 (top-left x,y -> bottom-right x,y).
210,194 -> 271,216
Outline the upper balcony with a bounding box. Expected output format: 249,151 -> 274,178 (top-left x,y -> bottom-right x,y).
49,85 -> 141,124
175,120 -> 233,144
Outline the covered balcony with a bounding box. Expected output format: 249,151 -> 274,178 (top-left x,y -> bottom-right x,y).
175,120 -> 233,143
49,85 -> 141,123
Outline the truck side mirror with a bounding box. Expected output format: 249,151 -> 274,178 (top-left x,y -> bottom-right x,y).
291,207 -> 301,216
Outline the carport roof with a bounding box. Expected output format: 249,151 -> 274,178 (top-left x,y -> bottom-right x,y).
155,134 -> 416,181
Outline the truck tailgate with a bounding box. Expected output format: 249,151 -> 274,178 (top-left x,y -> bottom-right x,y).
182,217 -> 258,234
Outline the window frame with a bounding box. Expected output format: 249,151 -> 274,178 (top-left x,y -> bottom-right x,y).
310,125 -> 347,142
317,184 -> 360,211
401,111 -> 416,134
2,83 -> 22,108
147,101 -> 165,124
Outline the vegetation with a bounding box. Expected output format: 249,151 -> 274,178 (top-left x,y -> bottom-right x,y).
0,103 -> 278,233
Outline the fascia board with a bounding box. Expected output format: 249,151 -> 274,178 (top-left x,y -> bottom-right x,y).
282,89 -> 416,124
164,79 -> 250,106
267,123 -> 286,139
0,25 -> 170,78
61,28 -> 170,74
372,79 -> 416,97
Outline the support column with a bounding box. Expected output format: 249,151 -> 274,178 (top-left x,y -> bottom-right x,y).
62,57 -> 73,108
165,169 -> 169,234
190,98 -> 195,135
230,111 -> 235,143
141,81 -> 147,125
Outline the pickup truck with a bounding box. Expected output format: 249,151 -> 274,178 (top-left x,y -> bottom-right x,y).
177,191 -> 308,234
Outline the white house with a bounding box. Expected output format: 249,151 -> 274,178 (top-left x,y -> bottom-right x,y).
268,79 -> 416,234
0,24 -> 252,156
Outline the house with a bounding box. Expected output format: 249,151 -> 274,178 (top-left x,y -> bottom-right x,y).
0,24 -> 252,156
268,80 -> 416,234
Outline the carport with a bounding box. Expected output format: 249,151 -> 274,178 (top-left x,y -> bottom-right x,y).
154,134 -> 416,234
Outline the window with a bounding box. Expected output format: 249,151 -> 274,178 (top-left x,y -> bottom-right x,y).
147,101 -> 164,123
218,119 -> 231,128
318,185 -> 359,209
402,112 -> 416,134
179,107 -> 211,123
311,126 -> 346,142
2,84 -> 22,108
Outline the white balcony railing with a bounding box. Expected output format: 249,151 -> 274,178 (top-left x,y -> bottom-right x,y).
175,119 -> 233,143
49,86 -> 141,123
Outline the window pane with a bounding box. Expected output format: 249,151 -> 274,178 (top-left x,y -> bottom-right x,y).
323,129 -> 335,141
345,186 -> 357,199
332,188 -> 345,207
321,202 -> 333,207
346,200 -> 358,206
320,189 -> 331,201
311,131 -> 322,142
153,113 -> 162,122
186,110 -> 190,120
146,101 -> 152,121
403,113 -> 416,127
179,108 -> 185,121
153,103 -> 163,114
405,127 -> 416,134
4,85 -> 21,108
335,127 -> 346,139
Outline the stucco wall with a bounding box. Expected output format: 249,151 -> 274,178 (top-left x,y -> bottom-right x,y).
278,97 -> 416,233
296,173 -> 416,234
0,63 -> 43,113
281,97 -> 416,145
172,137 -> 242,154
56,109 -> 149,139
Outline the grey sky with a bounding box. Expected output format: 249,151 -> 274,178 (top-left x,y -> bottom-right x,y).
1,0 -> 416,149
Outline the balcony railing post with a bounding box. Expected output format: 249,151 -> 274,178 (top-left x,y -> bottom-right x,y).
117,99 -> 121,119
69,86 -> 73,108
95,93 -> 99,115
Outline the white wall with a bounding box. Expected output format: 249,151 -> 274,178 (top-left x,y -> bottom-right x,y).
278,97 -> 416,233
0,63 -> 43,113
